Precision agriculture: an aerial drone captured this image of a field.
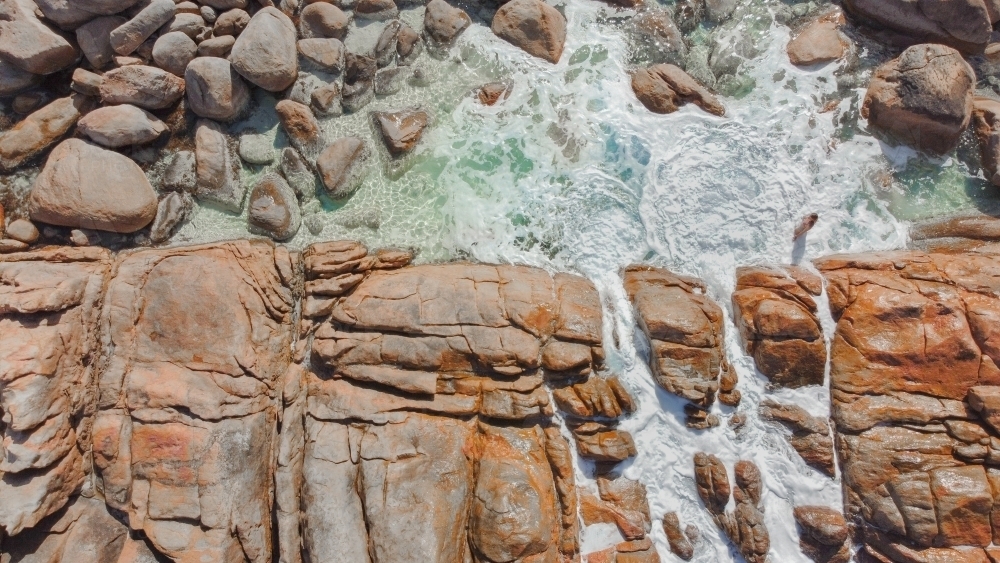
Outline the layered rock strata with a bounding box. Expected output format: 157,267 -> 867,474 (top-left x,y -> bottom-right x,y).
818,249 -> 1000,562
625,265 -> 735,427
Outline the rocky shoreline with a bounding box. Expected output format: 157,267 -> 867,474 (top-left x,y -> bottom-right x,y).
0,231 -> 998,562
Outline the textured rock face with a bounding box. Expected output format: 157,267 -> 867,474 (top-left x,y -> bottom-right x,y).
631,64 -> 725,116
185,56 -> 251,121
842,0 -> 992,54
694,454 -> 770,563
862,43 -> 975,155
625,266 -> 734,426
277,243 -> 617,563
760,400 -> 835,476
794,506 -> 850,563
99,65 -> 187,110
818,249 -> 1000,561
93,241 -> 294,563
0,247 -> 110,536
732,266 -> 826,388
424,0 -> 471,46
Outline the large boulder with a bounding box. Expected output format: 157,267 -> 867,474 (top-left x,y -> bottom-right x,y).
492,0 -> 566,64
632,63 -> 725,116
0,248 -> 111,536
298,2 -> 349,39
99,65 -> 186,110
0,0 -> 80,75
231,7 -> 298,92
0,95 -> 94,172
862,43 -> 974,154
151,31 -> 198,76
32,0 -> 138,29
424,0 -> 471,46
28,139 -> 158,232
77,104 -> 167,148
842,0 -> 993,54
185,56 -> 251,121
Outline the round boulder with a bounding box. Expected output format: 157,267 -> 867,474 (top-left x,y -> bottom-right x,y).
230,7 -> 298,92
185,56 -> 251,121
152,31 -> 198,76
28,139 -> 158,233
299,3 -> 349,39
248,173 -> 301,240
492,0 -> 566,64
77,104 -> 167,147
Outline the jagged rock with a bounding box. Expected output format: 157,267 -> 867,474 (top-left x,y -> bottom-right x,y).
343,80 -> 374,112
624,266 -> 730,415
29,139 -> 158,233
424,0 -> 471,46
185,56 -> 251,121
248,173 -> 301,241
77,104 -> 167,148
0,95 -> 95,172
76,16 -> 127,69
760,400 -> 835,476
794,506 -> 850,563
355,0 -> 398,20
151,31 -> 197,76
109,0 -> 176,56
492,0 -> 566,64
346,51 -> 377,84
374,108 -> 429,156
732,265 -> 825,387
214,8 -> 250,36
372,67 -> 405,96
862,43 -> 974,154
0,59 -> 42,97
316,137 -> 368,199
632,63 -> 725,116
787,11 -> 848,66
553,376 -> 634,418
149,191 -> 193,243
299,3 -> 349,39
841,0 -> 992,54
373,21 -> 400,67
163,150 -> 197,192
570,422 -> 636,462
100,65 -> 186,110
194,119 -> 245,211
231,7 -> 298,92
93,241 -> 293,563
663,512 -> 695,560
0,247 -> 111,535
6,219 -> 39,244
298,38 -> 345,72
478,82 -> 511,106
0,0 -> 80,75
974,97 -> 1000,188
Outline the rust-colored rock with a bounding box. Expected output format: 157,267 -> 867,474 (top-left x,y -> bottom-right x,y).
787,11 -> 848,66
794,506 -> 850,563
760,399 -> 835,476
631,64 -> 725,116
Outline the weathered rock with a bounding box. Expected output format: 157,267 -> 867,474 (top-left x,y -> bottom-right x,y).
161,12 -> 207,38
794,506 -> 850,563
624,266 -> 730,417
109,0 -> 176,56
760,400 -> 835,476
732,265 -> 825,387
632,63 -> 725,116
162,150 -> 197,192
0,0 -> 80,75
788,12 -> 848,66
355,0 -> 398,20
213,8 -> 250,36
396,22 -> 422,64
695,458 -> 769,563
374,108 -> 429,156
372,21 -> 400,67
29,139 -> 158,233
0,247 -> 111,535
663,512 -> 696,560
492,0 -> 566,64
70,68 -> 103,97
30,0 -> 132,29
570,422 -> 636,462
424,0 -> 471,46
974,97 -> 1000,188
311,83 -> 343,115
198,35 -> 236,57
76,16 -> 126,69
862,43 -> 975,154
0,59 -> 42,97
100,65 -> 186,110
346,51 -> 377,84
631,10 -> 687,66
342,80 -> 374,113
694,452 -> 730,514
0,95 -> 94,172
280,147 -> 316,199
298,38 -> 345,72
842,0 -> 992,54
553,376 -> 634,418
151,31 -> 197,76
5,219 -> 39,244
478,82 -> 511,106
77,104 -> 167,148
248,173 -> 301,240
315,137 -> 368,199
94,241 -> 294,563
185,56 -> 251,121
239,132 -> 276,165
149,191 -> 193,243
231,7 -> 298,92
194,119 -> 245,212
299,2 -> 349,39
276,99 -> 323,158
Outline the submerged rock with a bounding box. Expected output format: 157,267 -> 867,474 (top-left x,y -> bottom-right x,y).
150,191 -> 194,243
231,7 -> 298,91
973,97 -> 1000,187
248,173 -> 300,240
478,82 -> 511,105
163,149 -> 197,192
316,137 -> 368,198
632,63 -> 725,116
77,104 -> 167,148
29,139 -> 158,233
281,147 -> 316,199
787,12 -> 848,66
397,22 -> 422,64
862,43 -> 974,154
194,119 -> 245,211
492,0 -> 566,64
794,506 -> 850,563
374,108 -> 429,156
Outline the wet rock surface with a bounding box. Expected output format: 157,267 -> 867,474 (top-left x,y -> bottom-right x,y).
632,63 -> 725,116
492,0 -> 567,64
842,0 -> 992,54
